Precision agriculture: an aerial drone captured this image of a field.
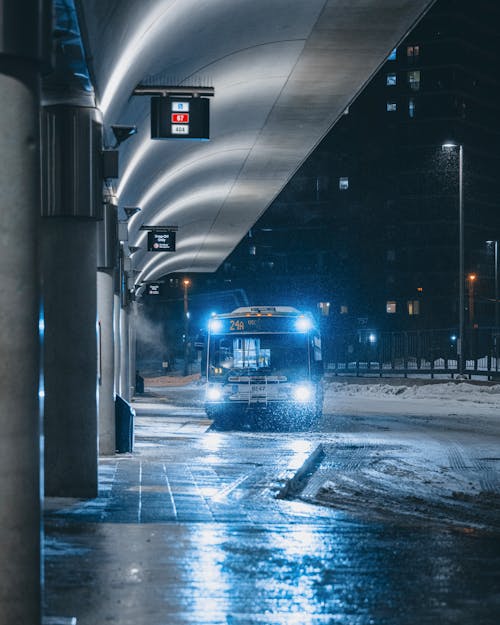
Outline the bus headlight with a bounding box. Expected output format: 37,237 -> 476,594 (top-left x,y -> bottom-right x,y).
295,316 -> 313,332
292,384 -> 313,402
208,318 -> 223,333
206,386 -> 223,401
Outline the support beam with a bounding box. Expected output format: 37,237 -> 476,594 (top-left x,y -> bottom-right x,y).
40,104 -> 102,498
114,292 -> 122,396
129,302 -> 137,397
120,306 -> 131,401
0,1 -> 47,617
42,218 -> 99,497
97,269 -> 116,455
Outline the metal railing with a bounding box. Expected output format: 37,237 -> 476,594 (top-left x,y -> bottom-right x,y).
325,328 -> 500,379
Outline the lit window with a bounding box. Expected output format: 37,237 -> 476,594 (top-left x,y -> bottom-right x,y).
407,45 -> 420,57
407,300 -> 420,315
388,48 -> 397,61
386,73 -> 397,86
386,301 -> 397,314
408,70 -> 421,91
339,177 -> 349,190
318,302 -> 330,316
386,102 -> 397,112
340,305 -> 349,315
408,98 -> 416,118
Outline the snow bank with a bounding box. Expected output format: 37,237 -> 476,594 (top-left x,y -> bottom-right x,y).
323,378 -> 500,419
325,380 -> 500,403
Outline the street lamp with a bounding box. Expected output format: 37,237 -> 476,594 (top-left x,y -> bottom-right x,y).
467,273 -> 477,326
182,278 -> 191,376
486,240 -> 499,328
442,142 -> 464,375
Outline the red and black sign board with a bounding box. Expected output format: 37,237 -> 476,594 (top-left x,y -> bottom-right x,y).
151,96 -> 209,140
147,283 -> 161,296
147,230 -> 176,252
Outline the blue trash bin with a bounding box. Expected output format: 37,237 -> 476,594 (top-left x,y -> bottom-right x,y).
115,395 -> 135,453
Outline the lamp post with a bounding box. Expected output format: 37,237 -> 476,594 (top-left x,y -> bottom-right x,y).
486,240 -> 499,328
443,142 -> 464,375
467,273 -> 477,326
182,278 -> 191,376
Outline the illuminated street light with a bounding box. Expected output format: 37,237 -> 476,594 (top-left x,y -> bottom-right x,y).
442,142 -> 464,374
467,273 -> 477,326
182,278 -> 192,376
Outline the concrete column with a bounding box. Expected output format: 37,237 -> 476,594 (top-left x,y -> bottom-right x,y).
0,68 -> 41,625
114,293 -> 121,394
120,306 -> 131,401
129,302 -> 138,396
42,219 -> 98,497
97,270 -> 115,455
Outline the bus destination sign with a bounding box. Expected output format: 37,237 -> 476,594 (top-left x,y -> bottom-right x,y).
212,316 -> 306,334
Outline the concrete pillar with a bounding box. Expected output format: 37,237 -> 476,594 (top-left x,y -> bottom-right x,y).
0,1 -> 50,618
129,302 -> 138,396
0,36 -> 43,625
114,292 -> 122,394
41,219 -> 98,497
0,73 -> 41,625
120,306 -> 131,401
40,103 -> 102,498
97,269 -> 115,455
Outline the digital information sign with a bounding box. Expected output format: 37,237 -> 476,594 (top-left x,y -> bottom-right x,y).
147,230 -> 176,252
212,316 -> 304,334
147,283 -> 161,296
151,96 -> 210,140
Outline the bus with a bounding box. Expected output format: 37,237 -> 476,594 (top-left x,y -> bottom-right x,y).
204,306 -> 324,429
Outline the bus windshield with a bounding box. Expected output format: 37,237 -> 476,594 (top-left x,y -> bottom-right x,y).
208,333 -> 309,377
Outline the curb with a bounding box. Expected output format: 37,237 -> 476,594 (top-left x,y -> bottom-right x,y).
277,444 -> 325,499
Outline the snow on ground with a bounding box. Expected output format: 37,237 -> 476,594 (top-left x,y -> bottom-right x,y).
323,377 -> 500,420
140,373 -> 500,530
302,377 -> 500,532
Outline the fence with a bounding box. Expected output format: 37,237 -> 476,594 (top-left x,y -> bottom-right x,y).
325,328 -> 500,379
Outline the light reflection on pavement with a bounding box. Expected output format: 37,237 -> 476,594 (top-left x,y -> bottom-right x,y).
43,386 -> 500,625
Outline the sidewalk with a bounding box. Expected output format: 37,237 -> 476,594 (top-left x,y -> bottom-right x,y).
42,400 -> 321,625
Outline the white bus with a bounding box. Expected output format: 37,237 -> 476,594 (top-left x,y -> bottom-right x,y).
204,306 -> 324,429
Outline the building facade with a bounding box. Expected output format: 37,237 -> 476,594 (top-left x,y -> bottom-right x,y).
213,0 -> 500,338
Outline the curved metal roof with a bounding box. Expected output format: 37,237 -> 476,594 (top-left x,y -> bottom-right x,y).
77,0 -> 434,284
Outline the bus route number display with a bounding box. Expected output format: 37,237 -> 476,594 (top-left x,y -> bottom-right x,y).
151,96 -> 210,140
224,318 -> 280,332
230,320 -> 245,331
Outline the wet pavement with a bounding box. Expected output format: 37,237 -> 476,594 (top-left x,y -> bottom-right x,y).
44,385 -> 500,625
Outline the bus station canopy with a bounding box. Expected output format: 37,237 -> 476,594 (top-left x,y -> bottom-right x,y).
77,0 -> 435,284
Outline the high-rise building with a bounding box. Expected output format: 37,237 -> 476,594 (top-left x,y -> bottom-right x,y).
216,0 -> 500,334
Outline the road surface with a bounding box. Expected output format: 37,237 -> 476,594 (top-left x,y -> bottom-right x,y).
44,383 -> 500,625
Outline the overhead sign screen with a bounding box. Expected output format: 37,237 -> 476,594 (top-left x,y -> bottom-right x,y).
147,230 -> 176,252
147,283 -> 161,296
151,96 -> 209,140
211,317 -> 306,334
